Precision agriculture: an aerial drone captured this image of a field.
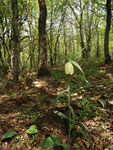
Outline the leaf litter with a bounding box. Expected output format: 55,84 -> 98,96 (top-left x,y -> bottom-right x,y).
0,61 -> 113,150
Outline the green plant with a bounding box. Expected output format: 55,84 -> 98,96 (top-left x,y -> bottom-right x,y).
84,68 -> 98,76
53,52 -> 87,149
16,113 -> 26,120
17,105 -> 39,124
22,89 -> 29,95
51,69 -> 62,80
1,130 -> 17,141
98,99 -> 106,108
8,92 -> 17,99
27,125 -> 38,143
40,136 -> 68,149
40,50 -> 87,149
78,99 -> 98,120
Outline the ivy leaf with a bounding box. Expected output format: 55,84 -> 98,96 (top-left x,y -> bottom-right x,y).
1,130 -> 17,141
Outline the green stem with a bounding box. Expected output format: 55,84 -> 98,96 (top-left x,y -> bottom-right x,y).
68,76 -> 71,150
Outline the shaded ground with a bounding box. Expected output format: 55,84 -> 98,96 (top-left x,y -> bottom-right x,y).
0,60 -> 113,150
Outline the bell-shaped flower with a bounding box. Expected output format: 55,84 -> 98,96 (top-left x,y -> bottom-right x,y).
65,62 -> 74,75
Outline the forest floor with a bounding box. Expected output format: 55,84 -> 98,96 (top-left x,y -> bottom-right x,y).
0,59 -> 113,150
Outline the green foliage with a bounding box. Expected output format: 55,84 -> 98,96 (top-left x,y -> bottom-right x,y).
16,105 -> 39,123
8,92 -> 17,99
102,79 -> 113,86
51,70 -> 63,80
78,99 -> 98,120
31,115 -> 38,123
16,114 -> 26,120
98,99 -> 106,108
22,89 -> 29,95
53,55 -> 87,149
1,130 -> 17,141
38,95 -> 47,102
53,89 -> 68,105
84,68 -> 98,76
27,125 -> 38,135
24,105 -> 40,116
40,136 -> 68,149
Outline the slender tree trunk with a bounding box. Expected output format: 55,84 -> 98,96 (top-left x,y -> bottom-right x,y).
96,28 -> 100,57
63,25 -> 68,62
104,0 -> 111,63
80,21 -> 86,58
11,0 -> 20,84
28,21 -> 35,72
38,0 -> 49,76
49,0 -> 53,66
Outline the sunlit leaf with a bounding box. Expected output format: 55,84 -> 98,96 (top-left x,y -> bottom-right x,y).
27,125 -> 38,135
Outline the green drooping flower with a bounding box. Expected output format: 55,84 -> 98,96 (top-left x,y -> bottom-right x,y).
65,62 -> 74,75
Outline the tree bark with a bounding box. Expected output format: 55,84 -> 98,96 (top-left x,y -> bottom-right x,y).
104,0 -> 111,64
11,0 -> 20,84
49,0 -> 53,66
96,28 -> 100,58
38,0 -> 49,76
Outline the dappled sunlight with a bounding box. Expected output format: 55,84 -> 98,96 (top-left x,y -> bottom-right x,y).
32,80 -> 48,88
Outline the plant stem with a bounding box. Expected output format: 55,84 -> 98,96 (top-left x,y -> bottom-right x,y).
68,76 -> 71,150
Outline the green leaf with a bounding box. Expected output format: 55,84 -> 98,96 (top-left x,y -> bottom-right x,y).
69,106 -> 76,120
56,143 -> 69,150
98,99 -> 106,108
53,89 -> 68,105
70,60 -> 85,77
70,60 -> 88,84
27,125 -> 38,135
53,110 -> 75,123
71,48 -> 85,60
53,110 -> 69,120
31,115 -> 38,123
1,130 -> 17,141
8,92 -> 17,99
78,122 -> 87,138
40,136 -> 60,148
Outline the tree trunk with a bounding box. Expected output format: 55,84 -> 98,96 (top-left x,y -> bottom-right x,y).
49,0 -> 53,66
63,24 -> 68,63
104,0 -> 111,64
38,0 -> 49,76
11,0 -> 20,84
96,28 -> 100,58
